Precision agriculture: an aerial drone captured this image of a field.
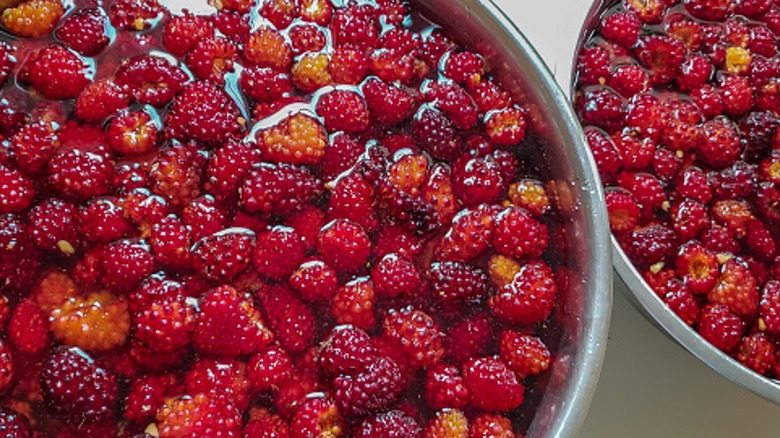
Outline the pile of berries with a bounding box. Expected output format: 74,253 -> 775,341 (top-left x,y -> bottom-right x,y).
576,0 -> 780,378
0,0 -> 565,436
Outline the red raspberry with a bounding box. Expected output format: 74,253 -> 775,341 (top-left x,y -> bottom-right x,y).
0,0 -> 64,38
288,23 -> 326,55
451,155 -> 504,206
576,46 -> 610,86
698,304 -> 744,353
429,261 -> 488,304
600,11 -> 641,48
719,74 -> 754,116
258,113 -> 327,165
604,189 -> 640,234
8,300 -> 49,356
290,259 -> 338,301
315,89 -> 370,133
125,373 -> 181,424
437,205 -> 494,262
708,259 -> 759,318
204,140 -> 260,204
0,164 -> 33,215
742,111 -> 779,157
298,0 -> 332,24
0,43 -> 15,88
575,86 -> 626,133
697,118 -> 743,171
252,226 -> 306,281
676,166 -> 712,205
192,229 -> 255,284
19,45 -> 91,100
55,8 -> 109,56
116,55 -> 188,107
257,286 -> 315,355
41,347 -> 119,425
162,13 -> 215,56
186,36 -> 240,83
317,325 -> 376,376
240,66 -> 293,103
677,55 -> 712,92
182,194 -> 229,241
736,0 -> 771,16
609,64 -> 650,98
0,407 -> 31,437
499,330 -> 551,378
674,242 -> 718,295
737,332 -> 774,375
424,80 -> 477,130
327,172 -> 379,233
584,128 -> 622,181
331,280 -> 377,330
492,206 -> 548,259
489,261 -> 557,325
621,222 -> 677,267
330,4 -> 379,52
244,27 -> 293,70
470,79 -> 511,114
285,205 -> 325,251
259,0 -> 295,28
108,0 -> 164,30
193,285 -> 274,358
419,29 -> 455,68
186,358 -> 251,411
356,410 -> 421,438
0,341 -> 12,394
100,239 -> 156,292
244,411 -> 290,437
383,307 -> 444,369
412,107 -> 461,161
462,356 -> 524,412
75,78 -> 132,123
443,51 -> 484,87
362,78 -> 415,126
329,48 -> 369,85
216,0 -> 255,13
129,274 -> 186,314
333,356 -> 403,417
27,198 -> 79,255
247,345 -> 293,393
133,296 -> 195,353
616,171 -> 666,215
211,9 -> 251,43
156,393 -> 242,438
670,198 -> 709,241
240,163 -> 323,216
374,224 -> 422,261
425,364 -> 469,410
48,148 -> 113,201
484,107 -> 527,146
684,0 -> 732,21
746,219 -> 776,260
290,397 -> 345,437
469,414 -> 515,438
166,81 -> 244,144
760,280 -> 780,335
634,34 -> 685,85
424,409 -> 468,438
371,254 -> 420,299
317,219 -> 371,273
107,110 -> 158,155
611,131 -> 654,170
659,279 -> 700,326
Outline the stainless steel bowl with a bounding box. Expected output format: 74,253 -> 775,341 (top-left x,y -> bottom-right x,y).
414,1 -> 612,436
575,0 -> 780,404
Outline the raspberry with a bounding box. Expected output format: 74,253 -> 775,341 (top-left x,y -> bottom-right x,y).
425,364 -> 469,410
75,79 -> 132,123
167,81 -> 245,144
47,148 -> 113,201
489,261 -> 557,325
328,48 -> 368,85
429,261 -> 488,304
708,258 -> 759,318
108,0 -> 164,30
133,296 -> 195,353
327,172 -> 379,233
585,128 -> 622,181
424,409 -> 468,438
193,285 -> 274,357
451,155 -> 504,206
470,414 -> 515,438
677,55 -> 712,92
28,198 -> 79,255
361,78 -> 414,126
331,279 -> 377,331
186,36 -> 240,83
412,107 -> 461,161
492,206 -> 548,259
243,411 -> 290,437
182,194 -> 229,241
292,53 -> 333,93
674,242 -> 718,295
317,325 -> 376,377
203,141 -> 259,203
684,0 -> 733,21
576,46 -> 610,86
115,55 -> 188,107
0,407 -> 31,437
258,0 -> 295,28
240,66 -> 293,103
616,171 -> 666,214
125,374 -> 182,424
316,89 -> 370,133
0,0 -> 64,38
600,11 -> 642,48
330,4 -> 379,51
736,332 -> 774,375
186,358 -> 251,411
192,229 -> 255,283
383,307 -> 444,369
106,110 -> 158,155
437,206 -> 494,262
8,300 -> 49,356
443,51 -> 484,87
676,166 -> 712,204
247,345 -> 293,393
100,239 -> 156,291
370,254 -> 420,299
470,79 -> 511,114
240,163 -> 323,216
257,286 -> 315,355
0,43 -> 14,88
759,280 -> 780,335
244,27 -> 292,70
660,279 -> 700,326
422,81 -> 477,131
162,13 -> 215,56
356,410 -> 421,438
612,131 -> 654,170
483,106 -> 527,145
258,113 -> 327,165
290,397 -> 345,437
604,189 -> 640,234
317,219 -> 371,273
719,74 -> 754,116
56,12 -> 109,56
575,86 -> 626,133
19,45 -> 91,100
499,330 -> 551,378
41,347 -> 119,425
51,290 -> 131,352
248,226 -> 304,281
288,23 -> 326,55
670,198 -> 709,241
0,214 -> 41,292
287,260 -> 336,302
333,356 -> 403,417
462,356 -> 524,412
698,304 -> 744,353
129,274 -> 186,314
155,393 -> 242,438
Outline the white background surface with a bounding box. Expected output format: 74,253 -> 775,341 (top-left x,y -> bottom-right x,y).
489,0 -> 780,436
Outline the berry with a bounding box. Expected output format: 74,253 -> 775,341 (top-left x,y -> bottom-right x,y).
0,407 -> 31,437
116,55 -> 188,107
133,296 -> 195,353
484,107 -> 527,146
162,13 -> 215,56
698,304 -> 744,353
429,261 -> 488,304
258,113 -> 327,165
289,23 -> 326,55
182,194 -> 229,241
205,140 -> 261,203
355,410 -> 421,438
331,280 -> 377,331
362,78 -> 415,126
329,48 -> 369,85
155,393 -> 242,438
621,222 -> 677,267
41,347 -> 119,425
240,66 -> 293,103
247,346 -> 293,393
192,229 -> 255,283
166,81 -> 244,145
19,45 -> 91,101
737,332 -> 775,375
107,110 -> 159,155
257,286 -> 316,355
327,172 -> 379,232
333,356 -> 403,417
8,300 -> 49,356
290,397 -> 345,438
425,80 -> 477,130
462,356 -> 524,412
675,242 -> 719,295
451,155 -> 504,206
125,374 -> 182,424
498,330 -> 551,378
290,259 -> 338,301
601,11 -> 642,48
371,254 -> 421,298
424,409 -> 469,438
437,206 -> 494,262
425,364 -> 469,411
50,290 -> 131,352
316,89 -> 370,133
489,261 -> 557,325
469,414 -> 515,438
258,0 -> 296,29
605,189 -> 640,234
383,307 -> 445,369
492,206 -> 548,259
245,27 -> 293,70
186,358 -> 251,411
708,259 -> 759,318
186,36 -> 239,82
317,325 -> 376,376
575,86 -> 626,132
243,411 -> 290,438
28,197 -> 79,254
292,53 -> 333,93
47,148 -> 113,201
193,286 -> 274,357
108,0 -> 164,30
1,0 -> 64,38
697,117 -> 742,169
100,239 -> 156,291
240,163 -> 323,216
413,107 -> 461,161
576,46 -> 610,86
317,219 -> 372,273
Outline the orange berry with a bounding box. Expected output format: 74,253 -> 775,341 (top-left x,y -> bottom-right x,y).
292,53 -> 332,93
1,0 -> 64,38
258,113 -> 327,165
244,27 -> 292,70
51,290 -> 131,352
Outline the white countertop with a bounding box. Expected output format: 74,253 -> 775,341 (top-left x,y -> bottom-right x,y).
490,0 -> 780,435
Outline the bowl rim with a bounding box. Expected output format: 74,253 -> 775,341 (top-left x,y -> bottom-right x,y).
573,0 -> 780,405
455,1 -> 614,436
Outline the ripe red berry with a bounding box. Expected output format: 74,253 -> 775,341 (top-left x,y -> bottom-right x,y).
424,364 -> 469,410
355,410 -> 421,438
489,261 -> 557,325
462,356 -> 524,412
698,304 -> 744,353
248,345 -> 294,393
240,163 -> 323,216
333,356 -> 403,417
383,307 -> 445,369
116,55 -> 188,107
257,286 -> 316,355
317,219 -> 372,273
192,229 -> 255,284
498,330 -> 551,378
19,45 -> 91,100
290,259 -> 338,302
